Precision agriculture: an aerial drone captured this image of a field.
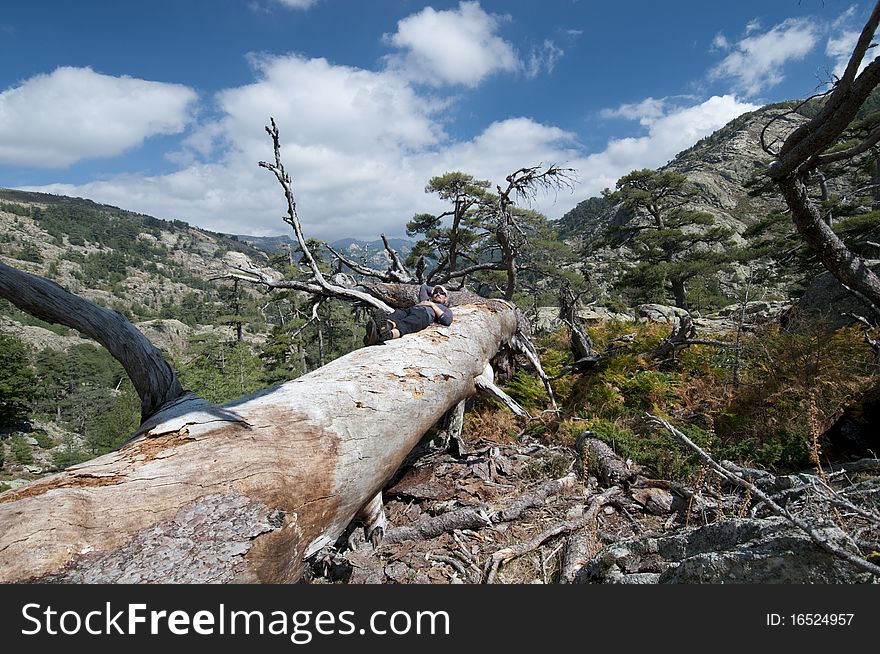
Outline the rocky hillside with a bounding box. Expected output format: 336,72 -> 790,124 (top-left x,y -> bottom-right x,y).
663,104 -> 799,234
0,190 -> 287,488
555,103 -> 819,305
557,103 -> 805,242
0,189 -> 272,332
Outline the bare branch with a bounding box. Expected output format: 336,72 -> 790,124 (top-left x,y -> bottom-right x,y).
815,124 -> 880,166
474,363 -> 530,418
484,485 -> 620,583
322,243 -> 388,279
380,233 -> 415,281
759,91 -> 831,157
258,117 -> 393,312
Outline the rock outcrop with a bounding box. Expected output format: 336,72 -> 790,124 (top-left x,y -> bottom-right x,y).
576,517 -> 875,584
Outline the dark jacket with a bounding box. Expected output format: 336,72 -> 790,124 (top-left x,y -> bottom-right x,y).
417,283 -> 453,326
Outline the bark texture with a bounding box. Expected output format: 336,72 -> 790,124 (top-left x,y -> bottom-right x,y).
0,301 -> 518,583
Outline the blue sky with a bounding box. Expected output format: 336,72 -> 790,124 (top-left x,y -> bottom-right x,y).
0,0 -> 874,240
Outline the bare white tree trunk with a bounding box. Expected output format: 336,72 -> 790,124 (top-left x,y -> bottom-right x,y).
0,302 -> 518,583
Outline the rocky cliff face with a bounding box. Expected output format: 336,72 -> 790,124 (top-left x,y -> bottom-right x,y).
560,103 -> 823,305
663,105 -> 804,237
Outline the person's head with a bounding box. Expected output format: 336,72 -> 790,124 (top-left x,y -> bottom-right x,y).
431,285 -> 449,305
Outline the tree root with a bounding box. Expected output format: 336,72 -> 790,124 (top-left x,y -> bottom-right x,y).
484,486 -> 621,584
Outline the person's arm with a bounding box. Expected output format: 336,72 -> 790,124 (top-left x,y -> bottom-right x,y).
418,283 -> 430,302
435,304 -> 453,326
417,300 -> 453,325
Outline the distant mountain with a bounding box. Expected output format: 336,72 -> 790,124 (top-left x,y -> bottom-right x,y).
234,233 -> 416,271
328,237 -> 415,270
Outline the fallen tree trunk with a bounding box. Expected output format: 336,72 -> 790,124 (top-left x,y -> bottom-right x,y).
0,301 -> 518,583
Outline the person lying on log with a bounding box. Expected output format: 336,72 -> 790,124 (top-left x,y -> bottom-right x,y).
364,283 -> 453,345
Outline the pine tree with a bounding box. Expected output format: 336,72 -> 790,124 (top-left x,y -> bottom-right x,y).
0,333 -> 37,428
603,168 -> 737,309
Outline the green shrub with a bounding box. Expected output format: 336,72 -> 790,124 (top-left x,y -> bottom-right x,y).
10,435 -> 33,464
52,441 -> 90,470
585,417 -> 707,482
504,370 -> 550,413
32,431 -> 55,449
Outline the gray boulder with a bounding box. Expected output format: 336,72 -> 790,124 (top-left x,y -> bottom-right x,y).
577,517 -> 875,584
635,303 -> 689,323
791,261 -> 880,332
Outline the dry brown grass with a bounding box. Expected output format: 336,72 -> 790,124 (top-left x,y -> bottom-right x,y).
462,404 -> 522,445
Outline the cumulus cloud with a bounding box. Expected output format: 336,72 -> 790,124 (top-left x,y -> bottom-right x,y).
581,95 -> 759,195
383,1 -> 519,87
709,18 -> 818,96
26,82 -> 757,241
34,54 -> 452,240
600,97 -> 670,125
429,118 -> 580,186
0,67 -> 197,167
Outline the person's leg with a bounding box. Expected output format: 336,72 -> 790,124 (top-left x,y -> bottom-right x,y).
366,306 -> 431,344
390,308 -> 431,337
384,309 -> 408,340
364,306 -> 395,345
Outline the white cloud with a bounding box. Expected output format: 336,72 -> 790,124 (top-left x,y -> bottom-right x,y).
383,1 -> 519,87
25,90 -> 757,241
0,67 -> 197,167
273,0 -> 318,9
31,54 -> 451,240
709,18 -> 819,96
745,19 -> 762,36
711,33 -> 730,51
581,95 -> 759,195
526,40 -> 564,78
431,118 -> 579,184
600,97 -> 669,125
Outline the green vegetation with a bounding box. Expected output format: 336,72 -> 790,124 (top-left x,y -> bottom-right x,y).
405,170 -> 580,303
499,318 -> 876,482
0,333 -> 37,428
599,168 -> 737,310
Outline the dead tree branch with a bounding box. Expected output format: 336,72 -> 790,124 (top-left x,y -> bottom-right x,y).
0,261 -> 183,421
258,118 -> 393,312
484,486 -> 620,583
